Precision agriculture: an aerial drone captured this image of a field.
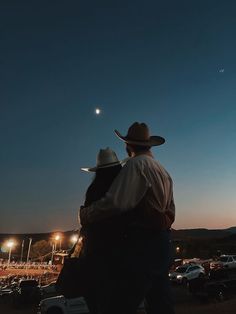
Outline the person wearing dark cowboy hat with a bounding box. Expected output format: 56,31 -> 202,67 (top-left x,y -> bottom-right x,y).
80,122 -> 176,314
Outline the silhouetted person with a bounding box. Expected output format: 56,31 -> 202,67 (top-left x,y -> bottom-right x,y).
80,122 -> 176,314
79,148 -> 130,314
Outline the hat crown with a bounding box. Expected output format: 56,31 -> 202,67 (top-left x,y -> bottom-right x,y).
96,147 -> 119,167
127,122 -> 150,141
114,122 -> 165,146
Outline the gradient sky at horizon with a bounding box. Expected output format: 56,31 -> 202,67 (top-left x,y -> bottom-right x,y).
1,0 -> 236,233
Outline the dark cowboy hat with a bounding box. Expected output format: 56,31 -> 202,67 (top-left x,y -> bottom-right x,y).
114,122 -> 165,146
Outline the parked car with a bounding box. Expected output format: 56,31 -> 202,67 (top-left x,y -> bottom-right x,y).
169,264 -> 205,285
40,281 -> 57,299
189,268 -> 236,301
38,295 -> 90,314
210,255 -> 236,270
38,295 -> 145,314
12,279 -> 41,307
0,287 -> 13,302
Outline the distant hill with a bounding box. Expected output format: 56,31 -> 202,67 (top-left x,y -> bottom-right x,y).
1,227 -> 235,260
171,227 -> 236,240
217,233 -> 236,244
1,227 -> 235,243
226,227 -> 236,234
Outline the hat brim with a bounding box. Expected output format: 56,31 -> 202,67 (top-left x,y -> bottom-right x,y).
81,161 -> 123,173
114,130 -> 165,146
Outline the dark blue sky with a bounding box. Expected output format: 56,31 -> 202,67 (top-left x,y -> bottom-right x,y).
1,1 -> 236,233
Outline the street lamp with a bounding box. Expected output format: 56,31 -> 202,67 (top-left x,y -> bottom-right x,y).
6,240 -> 15,265
54,233 -> 62,251
69,235 -> 83,257
51,243 -> 55,265
26,238 -> 32,264
20,239 -> 25,262
71,234 -> 78,245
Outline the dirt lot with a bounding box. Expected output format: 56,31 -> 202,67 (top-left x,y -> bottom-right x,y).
1,285 -> 236,314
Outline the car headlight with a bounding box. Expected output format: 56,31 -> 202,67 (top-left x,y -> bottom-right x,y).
177,275 -> 182,279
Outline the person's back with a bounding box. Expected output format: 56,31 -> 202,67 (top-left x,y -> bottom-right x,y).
125,154 -> 175,231
80,123 -> 176,314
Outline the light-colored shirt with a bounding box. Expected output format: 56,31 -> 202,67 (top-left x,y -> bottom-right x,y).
79,154 -> 175,225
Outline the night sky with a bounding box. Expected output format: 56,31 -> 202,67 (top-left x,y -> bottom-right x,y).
1,1 -> 236,233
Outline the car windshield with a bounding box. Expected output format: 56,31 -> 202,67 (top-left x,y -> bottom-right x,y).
176,266 -> 188,273
219,257 -> 229,262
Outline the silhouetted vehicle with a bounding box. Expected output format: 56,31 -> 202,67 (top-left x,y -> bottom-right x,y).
38,296 -> 89,314
189,268 -> 236,301
170,258 -> 183,271
210,255 -> 236,270
38,296 -> 145,314
12,279 -> 41,307
40,281 -> 57,299
0,287 -> 13,303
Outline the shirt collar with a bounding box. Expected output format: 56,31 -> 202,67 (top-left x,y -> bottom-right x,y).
132,151 -> 154,158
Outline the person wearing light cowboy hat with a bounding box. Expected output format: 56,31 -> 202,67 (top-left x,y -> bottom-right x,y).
71,148 -> 126,257
77,148 -> 135,314
80,122 -> 176,314
79,147 -> 131,259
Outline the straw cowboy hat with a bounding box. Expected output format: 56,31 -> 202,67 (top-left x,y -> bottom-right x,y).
114,122 -> 165,146
81,147 -> 122,172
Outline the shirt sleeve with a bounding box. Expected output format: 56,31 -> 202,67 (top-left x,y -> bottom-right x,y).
79,158 -> 151,225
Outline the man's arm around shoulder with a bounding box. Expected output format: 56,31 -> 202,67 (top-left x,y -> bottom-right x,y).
80,158 -> 150,225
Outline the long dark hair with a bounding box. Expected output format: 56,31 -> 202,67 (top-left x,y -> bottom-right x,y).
84,164 -> 122,207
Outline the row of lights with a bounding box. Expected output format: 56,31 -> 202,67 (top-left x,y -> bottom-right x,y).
3,233 -> 80,265
4,237 -> 180,265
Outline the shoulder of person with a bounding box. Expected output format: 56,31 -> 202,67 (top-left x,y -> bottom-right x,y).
123,155 -> 152,169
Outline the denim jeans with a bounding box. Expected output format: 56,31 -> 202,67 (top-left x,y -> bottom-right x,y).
94,229 -> 175,314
